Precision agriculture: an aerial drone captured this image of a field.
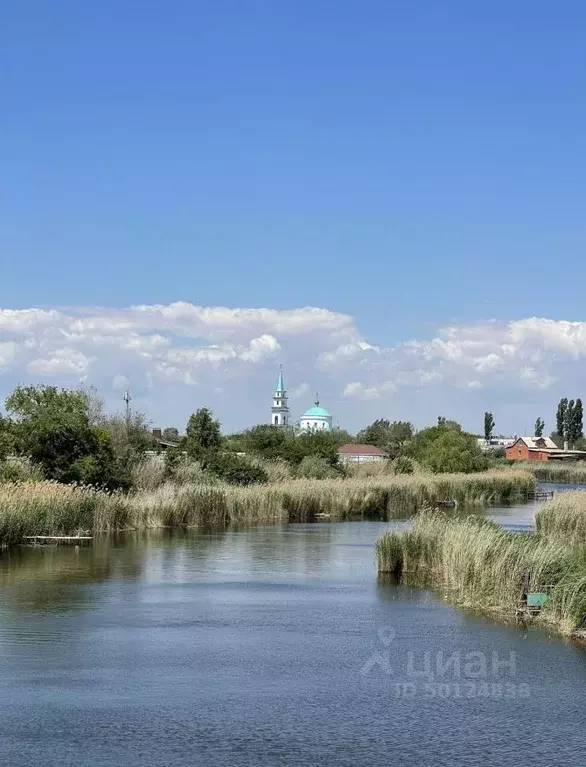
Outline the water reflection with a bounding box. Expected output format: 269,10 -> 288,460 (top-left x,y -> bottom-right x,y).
0,517 -> 585,766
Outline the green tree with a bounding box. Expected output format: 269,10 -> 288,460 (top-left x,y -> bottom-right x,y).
6,385 -> 89,422
184,408 -> 222,466
295,455 -> 341,479
163,445 -> 183,480
290,430 -> 340,467
102,410 -> 152,468
564,399 -> 575,443
534,417 -> 545,438
207,452 -> 268,485
5,385 -> 126,488
393,456 -> 414,475
406,420 -> 463,459
436,417 -> 461,431
357,419 -> 413,458
162,427 -> 180,442
421,429 -> 487,474
0,415 -> 14,461
557,398 -> 568,437
571,399 -> 583,444
484,411 -> 495,442
241,424 -> 294,460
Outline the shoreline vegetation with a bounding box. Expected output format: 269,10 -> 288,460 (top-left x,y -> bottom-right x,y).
376,492 -> 586,639
0,470 -> 534,548
517,461 -> 586,485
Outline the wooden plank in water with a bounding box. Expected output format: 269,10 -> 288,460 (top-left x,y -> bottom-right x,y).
436,500 -> 457,509
23,536 -> 93,545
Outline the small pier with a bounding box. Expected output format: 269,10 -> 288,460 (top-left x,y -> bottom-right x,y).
527,490 -> 554,501
435,500 -> 457,509
23,536 -> 93,546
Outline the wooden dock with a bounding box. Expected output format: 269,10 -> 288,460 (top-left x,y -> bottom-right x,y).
527,490 -> 554,501
435,500 -> 457,509
23,536 -> 93,546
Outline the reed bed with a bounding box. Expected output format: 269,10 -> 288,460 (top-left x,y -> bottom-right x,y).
0,482 -> 122,546
376,512 -> 586,635
517,461 -> 586,485
536,491 -> 586,543
0,470 -> 533,546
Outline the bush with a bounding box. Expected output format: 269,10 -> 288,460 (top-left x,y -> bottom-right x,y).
5,385 -> 131,490
0,459 -> 44,483
295,455 -> 342,479
250,458 -> 292,483
208,453 -> 268,486
404,424 -> 487,474
392,456 -> 414,475
421,430 -> 488,473
131,454 -> 166,491
290,430 -> 340,466
241,425 -> 294,460
163,450 -> 218,485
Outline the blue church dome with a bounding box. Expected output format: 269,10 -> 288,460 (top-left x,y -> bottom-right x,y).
303,405 -> 331,417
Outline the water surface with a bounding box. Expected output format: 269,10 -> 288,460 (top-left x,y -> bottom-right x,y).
1,509 -> 585,766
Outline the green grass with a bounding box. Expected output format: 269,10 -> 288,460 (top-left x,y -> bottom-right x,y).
0,469 -> 534,546
377,509 -> 586,636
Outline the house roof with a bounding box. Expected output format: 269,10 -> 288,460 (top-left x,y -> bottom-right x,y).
515,436 -> 558,449
338,443 -> 389,457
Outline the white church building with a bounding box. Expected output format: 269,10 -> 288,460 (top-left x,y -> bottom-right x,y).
270,368 -> 333,432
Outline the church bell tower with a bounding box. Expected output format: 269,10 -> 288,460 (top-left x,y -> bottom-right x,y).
271,365 -> 290,426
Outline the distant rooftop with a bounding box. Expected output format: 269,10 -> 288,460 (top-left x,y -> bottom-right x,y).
338,443 -> 388,457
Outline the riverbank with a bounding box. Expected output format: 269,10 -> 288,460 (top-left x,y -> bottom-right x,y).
517,461 -> 586,484
377,497 -> 586,638
0,469 -> 534,546
535,490 -> 586,542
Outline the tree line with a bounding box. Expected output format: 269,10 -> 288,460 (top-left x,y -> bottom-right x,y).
9,383 -> 584,490
482,396 -> 584,449
0,383 -> 504,489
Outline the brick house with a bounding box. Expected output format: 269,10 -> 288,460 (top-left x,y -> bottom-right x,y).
505,436 -> 586,462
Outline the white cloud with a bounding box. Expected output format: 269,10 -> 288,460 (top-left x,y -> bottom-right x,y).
339,317 -> 586,400
239,334 -> 281,362
112,374 -> 130,391
289,382 -> 310,399
27,348 -> 94,376
3,304 -> 586,430
0,342 -> 20,370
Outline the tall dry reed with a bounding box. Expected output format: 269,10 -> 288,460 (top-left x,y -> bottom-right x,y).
0,469 -> 533,546
377,511 -> 586,635
517,461 -> 586,485
536,491 -> 586,542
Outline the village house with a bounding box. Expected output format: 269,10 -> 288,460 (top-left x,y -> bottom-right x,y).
337,443 -> 389,464
505,436 -> 586,462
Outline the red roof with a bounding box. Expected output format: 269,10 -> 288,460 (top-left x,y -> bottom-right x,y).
338,443 -> 389,457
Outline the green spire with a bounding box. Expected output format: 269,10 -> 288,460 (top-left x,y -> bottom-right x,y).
276,365 -> 285,393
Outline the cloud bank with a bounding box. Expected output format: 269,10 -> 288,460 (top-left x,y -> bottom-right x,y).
1,303 -> 585,431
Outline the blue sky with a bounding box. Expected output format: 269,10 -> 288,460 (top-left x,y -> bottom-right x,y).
2,1 -> 586,434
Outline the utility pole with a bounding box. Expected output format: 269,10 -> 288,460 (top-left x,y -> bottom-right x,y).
123,390 -> 132,440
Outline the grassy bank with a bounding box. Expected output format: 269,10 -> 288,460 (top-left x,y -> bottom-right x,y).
535,491 -> 586,543
377,507 -> 586,637
0,470 -> 533,546
516,461 -> 586,484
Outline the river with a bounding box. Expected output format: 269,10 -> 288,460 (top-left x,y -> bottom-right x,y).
1,489 -> 585,766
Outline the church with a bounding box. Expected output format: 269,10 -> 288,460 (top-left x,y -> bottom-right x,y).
270,367 -> 333,432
